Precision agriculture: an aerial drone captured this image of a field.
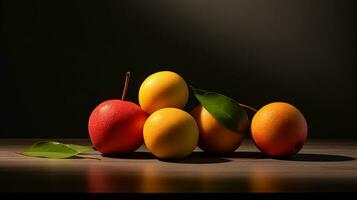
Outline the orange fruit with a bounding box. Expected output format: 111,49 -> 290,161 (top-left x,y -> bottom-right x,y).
143,108 -> 199,159
139,71 -> 189,114
251,102 -> 308,157
191,105 -> 249,153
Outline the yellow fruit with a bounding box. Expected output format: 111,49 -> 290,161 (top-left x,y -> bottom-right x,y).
139,71 -> 189,114
251,102 -> 308,157
143,108 -> 199,159
191,105 -> 248,153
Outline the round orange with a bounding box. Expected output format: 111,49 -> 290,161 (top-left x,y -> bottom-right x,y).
191,105 -> 249,153
251,102 -> 308,157
138,71 -> 188,114
144,108 -> 199,159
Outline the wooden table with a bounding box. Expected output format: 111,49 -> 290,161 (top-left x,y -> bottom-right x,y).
0,139 -> 356,193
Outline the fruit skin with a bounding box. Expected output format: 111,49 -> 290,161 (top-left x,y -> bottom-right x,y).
143,108 -> 199,159
139,71 -> 189,114
191,105 -> 249,153
88,100 -> 148,155
251,102 -> 308,157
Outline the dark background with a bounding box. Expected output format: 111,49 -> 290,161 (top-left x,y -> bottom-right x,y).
1,0 -> 356,138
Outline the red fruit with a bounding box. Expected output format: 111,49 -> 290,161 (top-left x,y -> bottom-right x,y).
88,72 -> 148,155
88,100 -> 148,154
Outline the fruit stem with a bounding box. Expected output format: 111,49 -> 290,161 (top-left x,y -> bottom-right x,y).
121,71 -> 131,100
239,103 -> 258,113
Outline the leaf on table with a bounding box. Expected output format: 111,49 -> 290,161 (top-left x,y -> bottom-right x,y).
191,86 -> 249,133
19,141 -> 94,159
65,144 -> 94,153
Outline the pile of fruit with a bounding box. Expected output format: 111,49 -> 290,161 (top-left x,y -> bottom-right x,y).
88,71 -> 308,160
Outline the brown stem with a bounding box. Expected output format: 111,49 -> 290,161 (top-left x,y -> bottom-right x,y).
239,103 -> 258,113
121,71 -> 131,100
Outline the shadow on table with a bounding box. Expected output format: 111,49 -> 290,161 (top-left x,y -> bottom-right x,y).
223,151 -> 269,159
102,152 -> 155,159
282,153 -> 355,162
222,151 -> 354,162
160,152 -> 231,164
103,152 -> 230,163
74,156 -> 101,160
101,151 -> 355,162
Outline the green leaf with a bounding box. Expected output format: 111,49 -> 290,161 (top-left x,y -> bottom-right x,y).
191,86 -> 249,133
19,141 -> 94,159
65,144 -> 94,153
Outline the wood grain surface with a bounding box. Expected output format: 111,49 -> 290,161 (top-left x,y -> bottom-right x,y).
0,139 -> 356,193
